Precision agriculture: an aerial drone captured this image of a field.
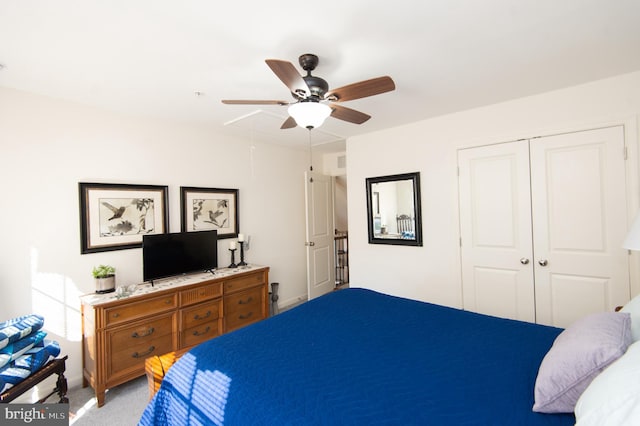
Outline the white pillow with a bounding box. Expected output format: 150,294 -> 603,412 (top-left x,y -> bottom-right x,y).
575,340 -> 640,425
621,294 -> 640,341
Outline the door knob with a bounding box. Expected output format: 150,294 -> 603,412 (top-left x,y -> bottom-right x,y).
520,258 -> 530,265
538,259 -> 548,267
305,242 -> 315,247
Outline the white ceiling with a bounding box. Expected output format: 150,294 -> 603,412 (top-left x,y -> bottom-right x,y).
1,0 -> 640,150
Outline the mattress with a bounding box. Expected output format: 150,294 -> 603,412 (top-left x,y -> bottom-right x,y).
140,288 -> 575,425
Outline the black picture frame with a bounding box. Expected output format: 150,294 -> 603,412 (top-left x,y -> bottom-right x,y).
180,186 -> 239,239
365,172 -> 423,246
79,182 -> 169,254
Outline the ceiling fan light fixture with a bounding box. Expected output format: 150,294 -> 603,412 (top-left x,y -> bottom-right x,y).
288,101 -> 331,129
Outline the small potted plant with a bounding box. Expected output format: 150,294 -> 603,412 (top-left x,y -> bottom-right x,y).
93,265 -> 116,294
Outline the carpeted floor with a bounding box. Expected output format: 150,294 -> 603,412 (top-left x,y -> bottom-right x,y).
68,375 -> 149,425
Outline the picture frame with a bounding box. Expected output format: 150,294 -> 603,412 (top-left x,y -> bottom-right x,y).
180,187 -> 239,239
79,182 -> 169,254
366,172 -> 423,246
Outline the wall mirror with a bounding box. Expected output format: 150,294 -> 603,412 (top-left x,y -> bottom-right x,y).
366,172 -> 423,246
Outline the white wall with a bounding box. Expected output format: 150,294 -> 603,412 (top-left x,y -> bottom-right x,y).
334,176 -> 348,232
0,87 -> 310,387
347,71 -> 640,308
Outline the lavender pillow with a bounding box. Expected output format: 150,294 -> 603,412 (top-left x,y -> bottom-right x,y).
620,294 -> 640,342
532,312 -> 632,413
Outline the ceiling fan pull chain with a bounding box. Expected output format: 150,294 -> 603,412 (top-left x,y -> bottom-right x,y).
308,129 -> 314,182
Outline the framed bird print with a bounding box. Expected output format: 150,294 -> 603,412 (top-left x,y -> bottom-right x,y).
79,182 -> 169,254
180,186 -> 239,239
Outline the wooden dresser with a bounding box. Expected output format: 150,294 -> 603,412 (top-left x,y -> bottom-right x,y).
81,265 -> 269,407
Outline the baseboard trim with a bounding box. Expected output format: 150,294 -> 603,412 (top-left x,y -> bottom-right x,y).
279,295 -> 307,312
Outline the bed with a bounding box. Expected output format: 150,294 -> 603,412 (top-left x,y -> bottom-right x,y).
140,288 -> 579,425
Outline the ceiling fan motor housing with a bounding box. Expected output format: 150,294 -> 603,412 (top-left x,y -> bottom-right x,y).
295,54 -> 328,98
298,53 -> 319,72
302,75 -> 329,99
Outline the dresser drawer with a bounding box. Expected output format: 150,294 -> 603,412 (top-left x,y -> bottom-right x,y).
104,294 -> 176,327
180,300 -> 221,329
108,314 -> 174,350
180,282 -> 222,307
106,313 -> 175,378
181,320 -> 221,348
108,334 -> 174,378
224,287 -> 265,332
223,271 -> 266,294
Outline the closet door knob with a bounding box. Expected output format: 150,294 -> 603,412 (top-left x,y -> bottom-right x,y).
538,259 -> 548,267
520,258 -> 530,265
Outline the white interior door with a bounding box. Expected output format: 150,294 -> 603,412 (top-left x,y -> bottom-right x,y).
305,171 -> 336,300
530,126 -> 630,327
458,140 -> 536,322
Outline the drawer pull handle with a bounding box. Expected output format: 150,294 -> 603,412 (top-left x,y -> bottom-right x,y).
239,312 -> 253,320
193,310 -> 212,320
132,327 -> 154,338
192,326 -> 211,336
165,299 -> 173,305
112,313 -> 120,318
132,346 -> 155,358
238,297 -> 253,305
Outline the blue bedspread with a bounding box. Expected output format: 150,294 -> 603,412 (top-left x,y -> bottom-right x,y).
140,288 -> 575,425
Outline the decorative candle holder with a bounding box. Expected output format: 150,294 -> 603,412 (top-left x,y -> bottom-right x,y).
228,248 -> 237,268
238,241 -> 247,267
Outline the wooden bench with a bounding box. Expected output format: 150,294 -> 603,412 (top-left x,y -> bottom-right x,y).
0,356 -> 68,403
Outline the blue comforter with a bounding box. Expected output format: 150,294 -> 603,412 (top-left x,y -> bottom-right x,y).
140,288 -> 575,425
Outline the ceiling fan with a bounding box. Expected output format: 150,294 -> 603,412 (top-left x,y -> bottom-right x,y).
222,53 -> 395,130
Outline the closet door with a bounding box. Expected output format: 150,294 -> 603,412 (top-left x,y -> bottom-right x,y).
458,140 -> 535,322
530,126 -> 629,327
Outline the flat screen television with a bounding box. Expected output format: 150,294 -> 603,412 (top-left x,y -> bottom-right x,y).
143,230 -> 218,283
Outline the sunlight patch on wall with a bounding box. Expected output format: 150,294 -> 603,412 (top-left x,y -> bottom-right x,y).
30,247 -> 82,342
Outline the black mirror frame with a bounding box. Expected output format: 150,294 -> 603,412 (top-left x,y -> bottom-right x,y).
366,172 -> 423,246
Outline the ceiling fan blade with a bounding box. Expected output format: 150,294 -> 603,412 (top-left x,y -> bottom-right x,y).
265,59 -> 310,97
222,99 -> 289,105
280,116 -> 297,129
327,76 -> 395,102
330,104 -> 371,124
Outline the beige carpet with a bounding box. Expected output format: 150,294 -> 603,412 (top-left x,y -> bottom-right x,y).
68,376 -> 149,426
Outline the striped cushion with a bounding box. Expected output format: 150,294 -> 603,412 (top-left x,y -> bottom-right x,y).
0,340 -> 60,393
0,315 -> 44,350
0,331 -> 47,369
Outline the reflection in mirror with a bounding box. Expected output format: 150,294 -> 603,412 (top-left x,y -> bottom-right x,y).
366,172 -> 422,246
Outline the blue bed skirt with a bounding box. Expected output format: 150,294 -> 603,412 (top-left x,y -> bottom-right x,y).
140,288 -> 575,425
